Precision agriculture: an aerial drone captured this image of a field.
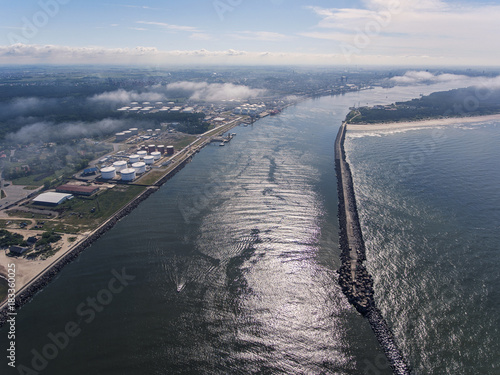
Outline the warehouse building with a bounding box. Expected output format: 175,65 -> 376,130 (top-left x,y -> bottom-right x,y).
33,192 -> 73,206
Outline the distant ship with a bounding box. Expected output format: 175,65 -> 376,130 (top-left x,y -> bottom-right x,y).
270,108 -> 281,115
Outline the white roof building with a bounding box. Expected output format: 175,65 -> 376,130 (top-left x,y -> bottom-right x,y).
33,192 -> 73,206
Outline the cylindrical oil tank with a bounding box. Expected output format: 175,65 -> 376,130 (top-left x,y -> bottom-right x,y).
120,168 -> 136,181
155,128 -> 161,133
129,154 -> 140,164
132,162 -> 146,174
129,128 -> 139,135
157,145 -> 165,154
113,160 -> 127,172
148,144 -> 156,154
101,167 -> 116,179
137,151 -> 147,158
123,130 -> 132,137
166,146 -> 174,155
151,151 -> 161,160
143,155 -> 155,165
115,132 -> 126,142
140,145 -> 147,151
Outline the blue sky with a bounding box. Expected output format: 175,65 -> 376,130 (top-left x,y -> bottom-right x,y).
0,0 -> 499,65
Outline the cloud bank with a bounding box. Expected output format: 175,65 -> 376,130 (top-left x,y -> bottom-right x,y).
165,82 -> 266,101
6,118 -> 141,144
90,82 -> 266,104
390,71 -> 500,89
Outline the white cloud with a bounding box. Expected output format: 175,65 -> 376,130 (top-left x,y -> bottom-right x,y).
89,89 -> 164,103
231,31 -> 289,42
302,1 -> 500,63
391,71 -> 500,89
190,33 -> 213,41
136,21 -> 200,33
390,71 -> 471,85
165,82 -> 266,101
0,43 -> 495,66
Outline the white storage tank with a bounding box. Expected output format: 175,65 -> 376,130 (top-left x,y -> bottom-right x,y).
151,151 -> 161,160
143,155 -> 155,165
137,151 -> 148,159
113,160 -> 127,172
132,162 -> 146,174
129,154 -> 140,164
101,167 -> 116,179
120,168 -> 136,181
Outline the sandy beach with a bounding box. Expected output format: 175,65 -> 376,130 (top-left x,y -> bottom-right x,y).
347,113 -> 500,131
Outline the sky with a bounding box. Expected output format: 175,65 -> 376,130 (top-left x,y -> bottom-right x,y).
0,0 -> 499,66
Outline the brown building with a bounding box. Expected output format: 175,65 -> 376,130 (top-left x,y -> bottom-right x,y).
56,184 -> 99,196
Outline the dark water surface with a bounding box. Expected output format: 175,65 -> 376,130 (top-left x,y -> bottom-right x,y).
346,121 -> 500,374
1,82 -> 481,374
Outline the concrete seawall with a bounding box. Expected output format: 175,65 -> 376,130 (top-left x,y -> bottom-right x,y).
335,122 -> 411,375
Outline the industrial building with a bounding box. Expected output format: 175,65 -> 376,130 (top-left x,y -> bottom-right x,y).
56,184 -> 99,196
33,192 -> 73,206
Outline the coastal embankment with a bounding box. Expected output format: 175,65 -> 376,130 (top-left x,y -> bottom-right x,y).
335,122 -> 411,375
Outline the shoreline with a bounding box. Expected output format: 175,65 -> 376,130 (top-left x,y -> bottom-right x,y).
348,113 -> 500,131
0,118 -> 244,327
335,122 -> 411,374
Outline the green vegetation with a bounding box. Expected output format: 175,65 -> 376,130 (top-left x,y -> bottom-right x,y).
0,229 -> 27,248
37,231 -> 62,247
135,171 -> 165,185
349,87 -> 500,124
173,135 -> 197,151
55,185 -> 146,229
0,219 -> 33,229
0,190 -> 5,199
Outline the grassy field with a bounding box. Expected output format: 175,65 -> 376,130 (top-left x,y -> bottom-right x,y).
11,168 -> 67,187
0,219 -> 33,229
172,135 -> 197,151
56,185 -> 146,230
135,171 -> 165,185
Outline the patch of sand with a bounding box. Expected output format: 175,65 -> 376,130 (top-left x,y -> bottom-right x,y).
347,113 -> 500,132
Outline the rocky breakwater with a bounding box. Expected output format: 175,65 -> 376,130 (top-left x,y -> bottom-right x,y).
335,122 -> 410,375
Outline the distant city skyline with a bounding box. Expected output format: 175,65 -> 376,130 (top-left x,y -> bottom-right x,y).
0,0 -> 499,66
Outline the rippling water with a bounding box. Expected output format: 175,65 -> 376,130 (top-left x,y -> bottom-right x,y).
1,82 -> 480,374
346,122 -> 500,374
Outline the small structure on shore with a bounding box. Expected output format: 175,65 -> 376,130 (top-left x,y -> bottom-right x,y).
9,245 -> 29,256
